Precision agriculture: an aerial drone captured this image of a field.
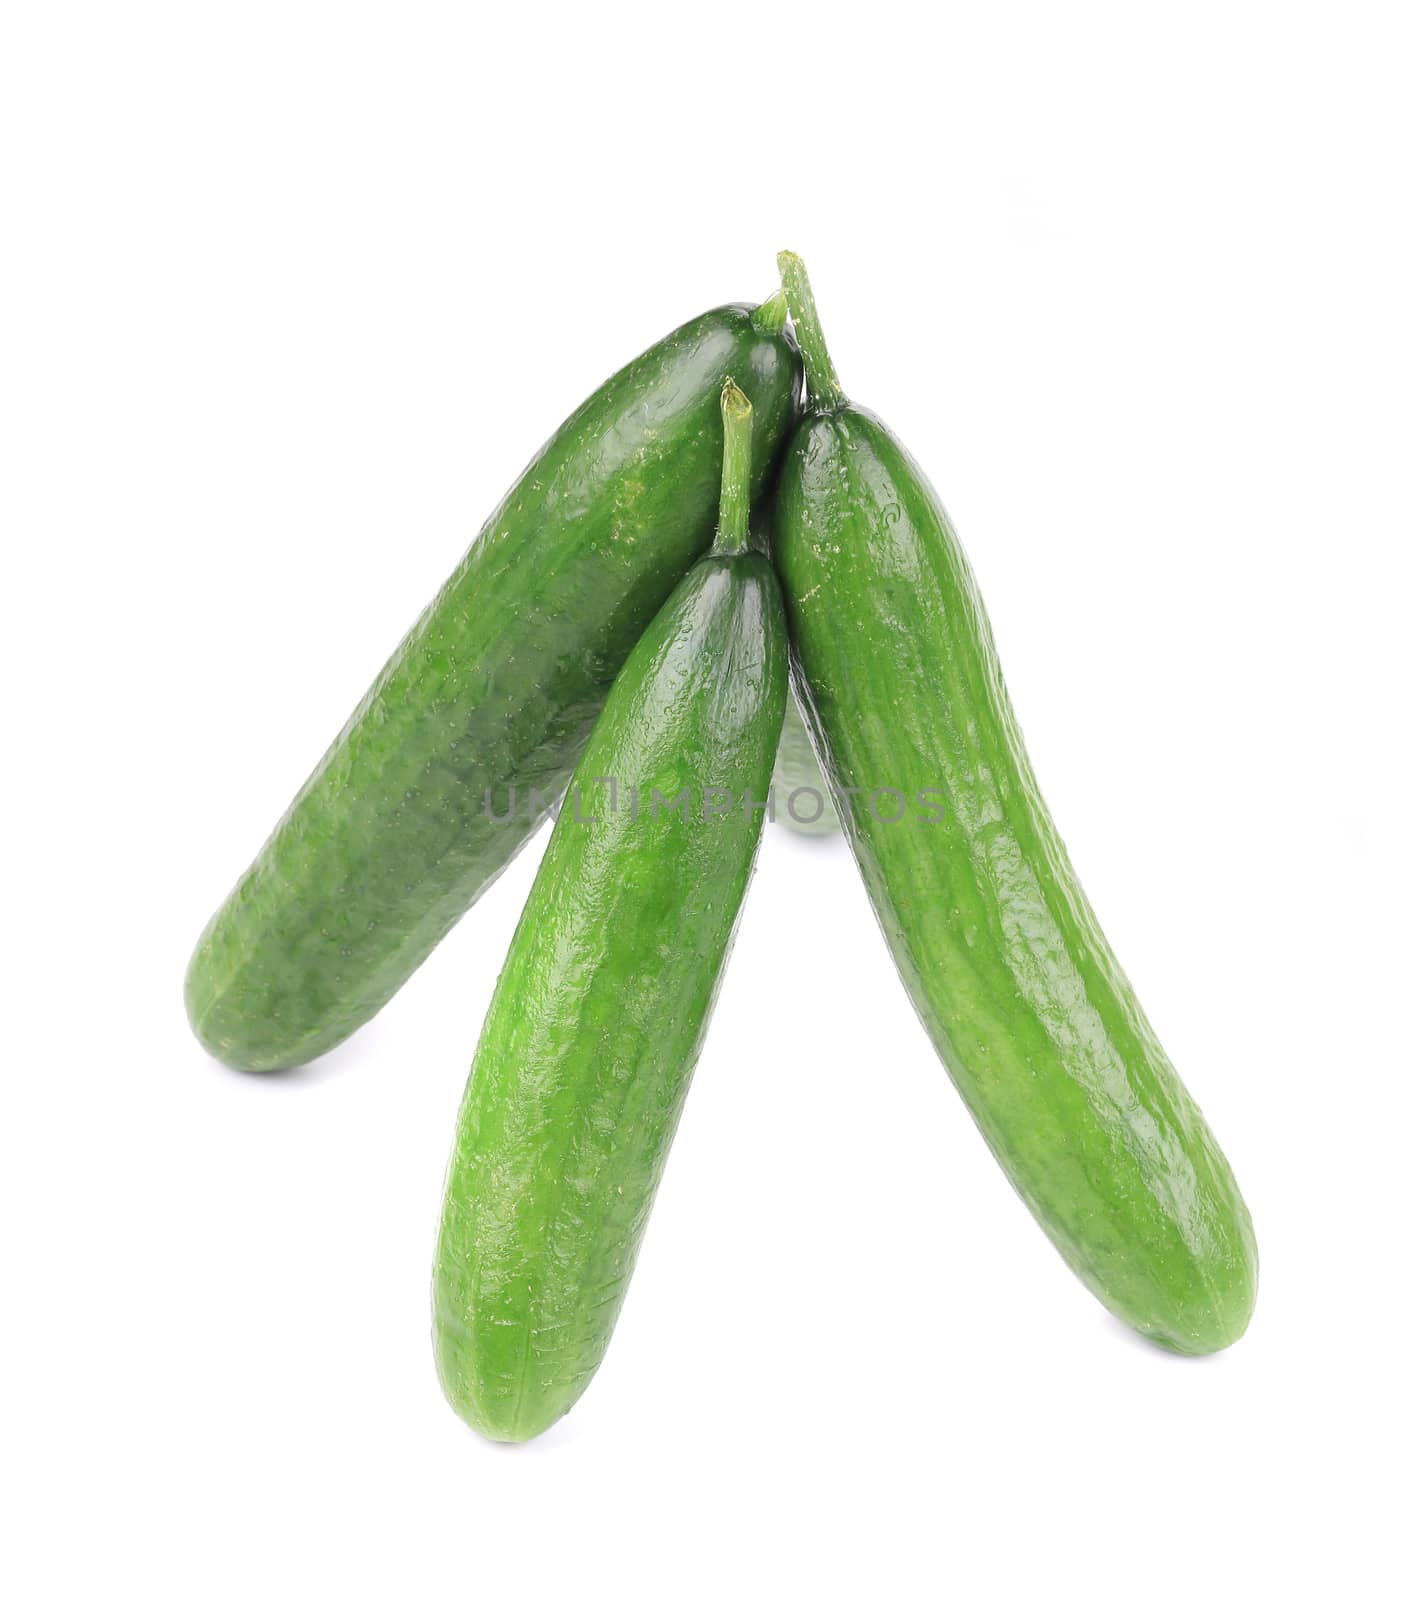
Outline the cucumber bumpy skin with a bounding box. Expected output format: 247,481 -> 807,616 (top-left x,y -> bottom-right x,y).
771,253 -> 1256,1354
185,298 -> 800,1071
433,383 -> 787,1441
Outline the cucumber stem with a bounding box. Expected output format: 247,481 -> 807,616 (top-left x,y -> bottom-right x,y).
777,251 -> 844,413
712,380 -> 753,556
751,288 -> 788,334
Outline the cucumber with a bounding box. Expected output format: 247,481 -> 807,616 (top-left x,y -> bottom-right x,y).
751,519 -> 836,836
771,254 -> 1256,1354
433,383 -> 786,1441
772,696 -> 838,836
185,296 -> 800,1071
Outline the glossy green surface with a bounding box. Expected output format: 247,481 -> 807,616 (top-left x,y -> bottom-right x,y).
434,392 -> 786,1438
185,303 -> 800,1071
773,255 -> 1256,1353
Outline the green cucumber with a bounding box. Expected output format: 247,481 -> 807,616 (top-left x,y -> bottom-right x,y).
433,382 -> 786,1441
185,296 -> 800,1071
771,253 -> 1256,1353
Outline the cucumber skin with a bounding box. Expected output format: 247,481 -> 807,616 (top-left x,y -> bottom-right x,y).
772,405 -> 1257,1354
772,695 -> 839,836
185,306 -> 800,1071
434,553 -> 786,1442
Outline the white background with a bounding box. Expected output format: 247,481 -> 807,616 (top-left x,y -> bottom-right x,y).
3,3 -> 1417,1595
